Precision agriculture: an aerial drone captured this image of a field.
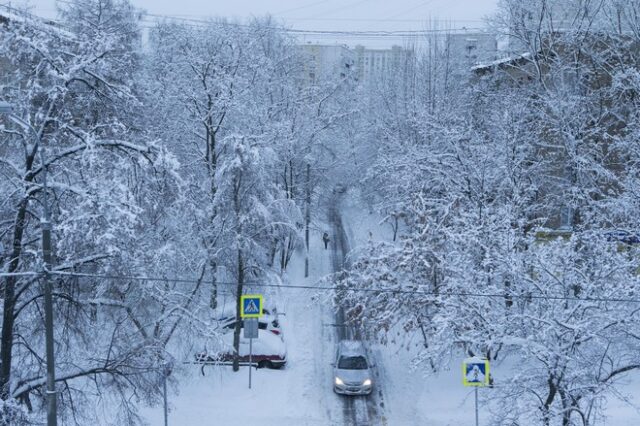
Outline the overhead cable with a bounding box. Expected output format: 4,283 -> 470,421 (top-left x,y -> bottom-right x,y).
46,270 -> 640,304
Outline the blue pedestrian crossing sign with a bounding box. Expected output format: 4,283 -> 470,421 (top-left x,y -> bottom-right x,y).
240,294 -> 263,318
462,357 -> 490,387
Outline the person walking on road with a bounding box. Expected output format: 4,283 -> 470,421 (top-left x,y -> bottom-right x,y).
322,231 -> 330,249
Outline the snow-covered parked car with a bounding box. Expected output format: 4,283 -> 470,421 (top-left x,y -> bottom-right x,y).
213,304 -> 284,337
195,329 -> 287,369
218,314 -> 283,338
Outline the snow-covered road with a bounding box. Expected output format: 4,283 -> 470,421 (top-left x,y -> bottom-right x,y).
135,200 -> 359,425
329,195 -> 388,426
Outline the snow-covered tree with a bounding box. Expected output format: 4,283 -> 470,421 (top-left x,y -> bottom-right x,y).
0,2 -> 193,422
336,2 -> 640,424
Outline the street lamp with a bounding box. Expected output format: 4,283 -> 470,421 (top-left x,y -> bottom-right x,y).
0,101 -> 57,426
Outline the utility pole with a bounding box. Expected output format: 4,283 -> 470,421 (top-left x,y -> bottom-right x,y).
304,163 -> 310,278
0,101 -> 57,426
42,209 -> 57,426
163,364 -> 169,426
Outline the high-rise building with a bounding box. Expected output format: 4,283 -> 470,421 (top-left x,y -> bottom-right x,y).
298,43 -> 355,84
353,45 -> 412,83
297,37 -> 498,86
445,32 -> 498,65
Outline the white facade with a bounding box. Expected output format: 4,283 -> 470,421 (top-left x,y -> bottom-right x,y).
354,45 -> 411,83
298,39 -> 497,85
446,32 -> 498,65
297,44 -> 414,85
298,43 -> 354,84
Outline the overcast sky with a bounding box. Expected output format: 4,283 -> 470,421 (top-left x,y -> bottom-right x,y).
11,0 -> 499,47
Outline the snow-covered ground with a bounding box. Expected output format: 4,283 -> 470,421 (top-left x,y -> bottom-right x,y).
139,225 -> 346,425
135,191 -> 639,426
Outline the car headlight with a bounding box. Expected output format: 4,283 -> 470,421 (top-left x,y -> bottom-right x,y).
363,379 -> 372,386
335,377 -> 344,386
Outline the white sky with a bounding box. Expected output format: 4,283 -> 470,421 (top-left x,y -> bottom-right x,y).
8,0 -> 499,47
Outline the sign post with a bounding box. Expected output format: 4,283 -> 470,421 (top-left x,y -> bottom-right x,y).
244,318 -> 259,389
240,295 -> 263,389
463,357 -> 490,426
475,386 -> 478,426
162,361 -> 172,426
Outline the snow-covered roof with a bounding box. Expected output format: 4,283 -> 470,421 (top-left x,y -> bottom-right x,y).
339,339 -> 366,356
471,52 -> 532,73
0,6 -> 74,39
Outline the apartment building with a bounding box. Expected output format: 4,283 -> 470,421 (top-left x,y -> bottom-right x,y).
298,43 -> 355,84
472,32 -> 640,231
353,45 -> 413,83
445,32 -> 498,65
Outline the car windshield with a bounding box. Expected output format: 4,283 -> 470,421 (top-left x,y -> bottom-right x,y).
338,356 -> 368,370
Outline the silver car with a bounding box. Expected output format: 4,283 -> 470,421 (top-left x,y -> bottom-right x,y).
333,340 -> 373,395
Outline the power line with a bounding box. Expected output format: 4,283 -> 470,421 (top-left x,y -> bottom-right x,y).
140,24 -> 485,43
16,4 -> 489,42
280,17 -> 486,23
286,27 -> 484,35
47,270 -> 640,304
141,13 -> 484,36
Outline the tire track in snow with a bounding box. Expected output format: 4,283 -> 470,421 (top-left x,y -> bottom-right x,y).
329,195 -> 387,426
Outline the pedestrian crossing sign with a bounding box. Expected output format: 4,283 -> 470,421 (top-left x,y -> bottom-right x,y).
240,294 -> 263,318
463,357 -> 490,387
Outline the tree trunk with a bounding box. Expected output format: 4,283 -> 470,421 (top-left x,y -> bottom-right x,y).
206,106 -> 218,199
392,215 -> 398,241
541,375 -> 557,426
283,234 -> 295,271
206,112 -> 218,310
0,278 -> 16,400
559,387 -> 577,426
280,238 -> 286,272
0,196 -> 30,399
289,160 -> 294,199
232,249 -> 244,372
209,260 -> 218,310
268,240 -> 277,268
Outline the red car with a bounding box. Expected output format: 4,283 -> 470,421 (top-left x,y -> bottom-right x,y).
196,329 -> 287,370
